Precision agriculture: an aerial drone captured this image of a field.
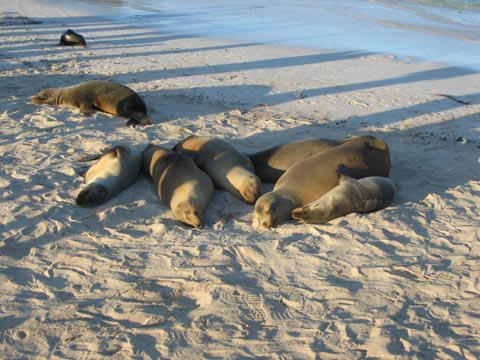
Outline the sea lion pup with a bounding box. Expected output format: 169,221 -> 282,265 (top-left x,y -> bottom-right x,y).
253,135 -> 391,228
76,145 -> 142,206
59,29 -> 87,47
247,138 -> 344,183
173,136 -> 262,204
142,144 -> 214,228
32,80 -> 153,126
292,164 -> 396,224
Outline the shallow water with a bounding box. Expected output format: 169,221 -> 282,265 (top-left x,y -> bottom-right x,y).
45,0 -> 480,70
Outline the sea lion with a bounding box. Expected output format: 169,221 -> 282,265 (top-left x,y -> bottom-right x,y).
76,145 -> 142,206
32,80 -> 153,126
142,144 -> 214,228
247,137 -> 344,182
253,135 -> 391,228
173,136 -> 261,204
59,29 -> 87,47
291,164 -> 396,224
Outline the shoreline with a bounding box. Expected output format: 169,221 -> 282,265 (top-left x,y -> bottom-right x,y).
3,0 -> 480,71
1,2 -> 480,359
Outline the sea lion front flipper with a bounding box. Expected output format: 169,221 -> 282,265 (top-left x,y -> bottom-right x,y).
79,101 -> 96,115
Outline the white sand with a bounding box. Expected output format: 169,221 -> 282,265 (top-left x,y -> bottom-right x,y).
1,2 -> 479,359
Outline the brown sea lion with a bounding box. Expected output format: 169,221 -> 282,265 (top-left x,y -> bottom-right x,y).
32,80 -> 153,126
292,164 -> 396,224
247,137 -> 344,182
142,144 -> 214,228
173,136 -> 261,204
59,29 -> 87,47
253,135 -> 391,228
76,145 -> 142,206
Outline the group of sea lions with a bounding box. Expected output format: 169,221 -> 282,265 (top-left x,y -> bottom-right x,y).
69,134 -> 395,229
32,35 -> 396,229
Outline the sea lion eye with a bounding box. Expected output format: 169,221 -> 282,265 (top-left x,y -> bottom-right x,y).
267,203 -> 277,212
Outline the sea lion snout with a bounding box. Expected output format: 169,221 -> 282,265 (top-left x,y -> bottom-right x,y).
76,184 -> 109,206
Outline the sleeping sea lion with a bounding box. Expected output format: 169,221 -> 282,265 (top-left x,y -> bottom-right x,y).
247,137 -> 344,182
32,80 -> 153,126
291,164 -> 396,224
142,144 -> 214,228
76,145 -> 142,206
173,136 -> 261,204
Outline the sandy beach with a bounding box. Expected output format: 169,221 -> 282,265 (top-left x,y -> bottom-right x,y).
1,1 -> 479,359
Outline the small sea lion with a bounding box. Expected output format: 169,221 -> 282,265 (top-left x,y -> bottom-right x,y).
142,144 -> 214,228
59,29 -> 87,47
32,80 -> 153,126
292,164 -> 396,224
173,136 -> 261,204
254,135 -> 391,228
247,137 -> 344,182
76,145 -> 142,206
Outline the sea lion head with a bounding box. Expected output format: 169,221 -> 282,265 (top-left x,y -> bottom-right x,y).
253,191 -> 293,229
76,183 -> 109,206
291,201 -> 334,224
59,29 -> 87,47
173,201 -> 204,229
240,173 -> 262,204
32,88 -> 57,105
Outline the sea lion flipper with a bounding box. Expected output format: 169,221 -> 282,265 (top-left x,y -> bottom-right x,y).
76,146 -> 120,162
79,102 -> 96,115
77,165 -> 89,177
77,153 -> 102,162
127,113 -> 154,127
336,163 -> 354,183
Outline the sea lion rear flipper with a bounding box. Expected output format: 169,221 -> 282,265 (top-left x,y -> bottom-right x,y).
76,146 -> 126,162
127,114 -> 153,127
77,165 -> 89,177
336,163 -> 354,183
76,153 -> 102,162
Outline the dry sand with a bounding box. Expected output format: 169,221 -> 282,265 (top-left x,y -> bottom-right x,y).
0,5 -> 479,360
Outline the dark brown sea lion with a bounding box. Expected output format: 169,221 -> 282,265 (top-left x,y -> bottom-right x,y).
142,144 -> 214,228
173,136 -> 261,204
59,29 -> 87,47
253,135 -> 391,228
247,137 -> 344,182
32,80 -> 153,126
